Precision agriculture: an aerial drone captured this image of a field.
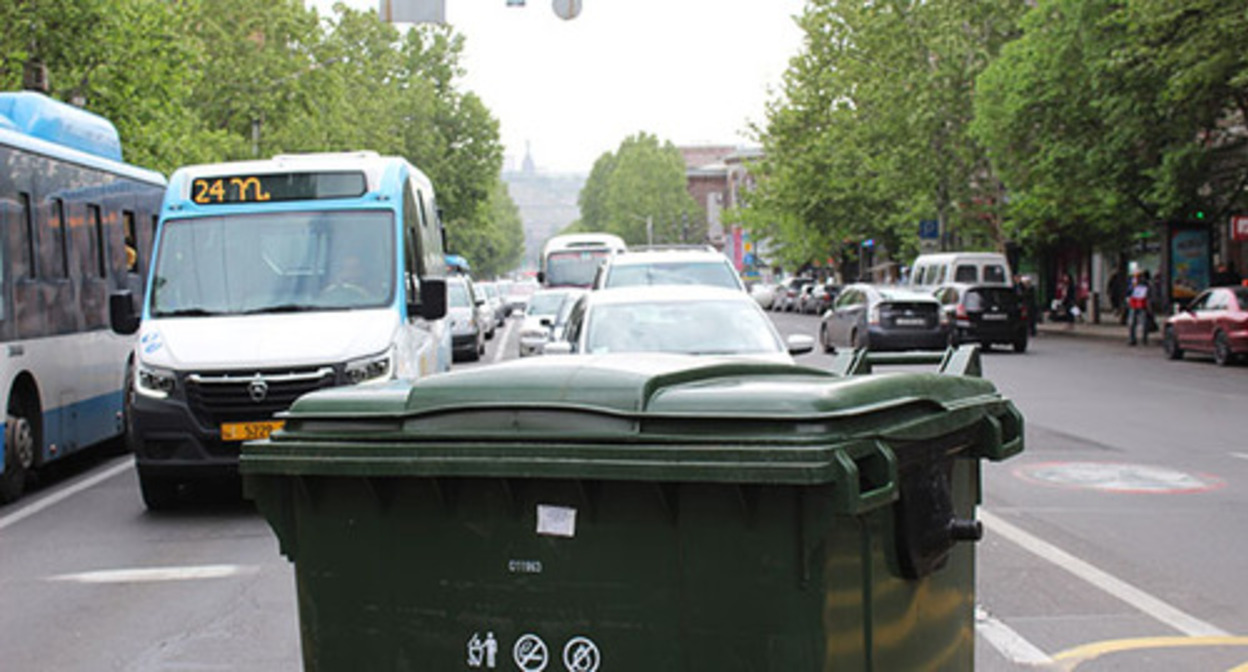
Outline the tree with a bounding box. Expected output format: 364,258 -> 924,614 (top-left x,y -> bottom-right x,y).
743,0 -> 1025,271
577,132 -> 699,246
973,0 -> 1248,248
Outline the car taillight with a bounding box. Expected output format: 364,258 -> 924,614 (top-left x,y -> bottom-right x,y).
956,303 -> 968,320
869,305 -> 881,325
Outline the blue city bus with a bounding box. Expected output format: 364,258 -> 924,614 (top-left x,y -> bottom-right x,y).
0,91 -> 166,503
111,151 -> 451,509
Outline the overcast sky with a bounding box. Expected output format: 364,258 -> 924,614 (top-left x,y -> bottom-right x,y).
310,0 -> 806,174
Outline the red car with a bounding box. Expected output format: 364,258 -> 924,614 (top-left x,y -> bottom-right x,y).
1163,286 -> 1248,366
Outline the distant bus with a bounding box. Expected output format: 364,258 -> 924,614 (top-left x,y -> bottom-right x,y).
112,151 -> 451,509
0,91 -> 166,503
538,232 -> 627,288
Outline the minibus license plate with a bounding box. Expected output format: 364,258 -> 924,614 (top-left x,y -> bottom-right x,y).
221,420 -> 285,442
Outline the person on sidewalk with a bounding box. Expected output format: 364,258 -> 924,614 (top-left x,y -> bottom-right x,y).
1126,270 -> 1151,346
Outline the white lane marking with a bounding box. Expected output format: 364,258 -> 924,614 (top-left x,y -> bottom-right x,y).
981,509 -> 1229,637
0,456 -> 133,532
492,317 -> 517,364
976,605 -> 1054,666
47,564 -> 259,584
1232,452 -> 1248,461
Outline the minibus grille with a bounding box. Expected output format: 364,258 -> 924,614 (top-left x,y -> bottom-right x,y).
185,367 -> 337,425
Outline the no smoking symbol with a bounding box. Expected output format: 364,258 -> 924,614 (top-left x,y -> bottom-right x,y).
512,634 -> 549,671
562,636 -> 600,672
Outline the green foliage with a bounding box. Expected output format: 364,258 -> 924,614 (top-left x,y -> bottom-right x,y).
974,0 -> 1248,247
0,0 -> 509,275
577,132 -> 700,246
744,0 -> 1025,272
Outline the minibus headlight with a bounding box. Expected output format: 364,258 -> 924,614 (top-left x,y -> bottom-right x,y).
345,349 -> 393,385
136,364 -> 177,399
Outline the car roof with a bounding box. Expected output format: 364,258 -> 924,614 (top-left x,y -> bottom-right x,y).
847,283 -> 939,302
608,247 -> 729,265
586,284 -> 758,306
936,282 -> 1016,291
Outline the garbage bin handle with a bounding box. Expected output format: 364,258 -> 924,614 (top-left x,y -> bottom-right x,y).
976,406 -> 1024,462
830,441 -> 898,515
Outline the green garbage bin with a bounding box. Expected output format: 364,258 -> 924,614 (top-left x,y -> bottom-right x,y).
243,350 -> 1022,671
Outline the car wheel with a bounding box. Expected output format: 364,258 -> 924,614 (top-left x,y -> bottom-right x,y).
1214,331 -> 1232,366
948,329 -> 960,348
1163,326 -> 1183,360
1013,332 -> 1028,353
820,325 -> 835,354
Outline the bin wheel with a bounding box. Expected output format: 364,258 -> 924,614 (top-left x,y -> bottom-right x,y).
140,472 -> 181,511
0,398 -> 38,504
1214,331 -> 1233,366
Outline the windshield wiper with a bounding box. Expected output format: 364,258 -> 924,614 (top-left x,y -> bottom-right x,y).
153,308 -> 223,318
241,303 -> 323,315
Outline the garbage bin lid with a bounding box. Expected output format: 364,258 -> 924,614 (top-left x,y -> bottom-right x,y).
243,354 -> 1020,485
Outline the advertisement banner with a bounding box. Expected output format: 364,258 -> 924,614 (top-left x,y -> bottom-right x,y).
1169,227 -> 1210,304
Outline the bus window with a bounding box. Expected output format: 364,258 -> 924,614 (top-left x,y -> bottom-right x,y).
89,204 -> 106,278
123,210 -> 138,272
19,192 -> 36,279
49,198 -> 69,278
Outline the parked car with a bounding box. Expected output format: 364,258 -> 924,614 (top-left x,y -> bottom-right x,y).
543,285 -> 814,363
518,287 -> 581,357
811,282 -> 843,315
1163,285 -> 1248,366
475,280 -> 507,328
591,246 -> 746,291
796,283 -> 820,314
749,281 -> 781,310
777,277 -> 814,312
819,284 -> 948,352
447,276 -> 487,362
548,288 -> 589,345
933,283 -> 1029,352
503,279 -> 539,316
799,282 -> 841,314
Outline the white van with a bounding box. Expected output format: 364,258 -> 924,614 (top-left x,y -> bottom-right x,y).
114,152 -> 451,510
908,252 -> 1013,288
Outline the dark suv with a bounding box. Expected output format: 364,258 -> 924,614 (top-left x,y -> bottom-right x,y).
933,283 -> 1028,352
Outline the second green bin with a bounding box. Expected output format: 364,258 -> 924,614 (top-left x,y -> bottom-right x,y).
243,352 -> 1022,671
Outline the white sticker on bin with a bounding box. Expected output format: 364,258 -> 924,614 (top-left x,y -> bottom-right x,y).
536,504 -> 577,538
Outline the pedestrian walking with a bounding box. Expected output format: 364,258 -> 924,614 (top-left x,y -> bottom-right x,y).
1126,270 -> 1151,346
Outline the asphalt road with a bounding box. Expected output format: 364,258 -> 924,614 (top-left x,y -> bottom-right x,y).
1,309 -> 1244,671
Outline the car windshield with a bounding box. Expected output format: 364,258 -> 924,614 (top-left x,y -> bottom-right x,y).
585,299 -> 782,355
150,211 -> 393,317
965,287 -> 1018,311
605,261 -> 740,289
546,249 -> 610,287
447,281 -> 472,309
527,291 -> 570,316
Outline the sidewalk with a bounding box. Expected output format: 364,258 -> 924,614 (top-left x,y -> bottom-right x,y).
1035,317 -> 1161,345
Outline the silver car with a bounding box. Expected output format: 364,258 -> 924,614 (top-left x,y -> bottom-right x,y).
543,285 -> 813,363
819,284 -> 948,352
517,288 -> 581,357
